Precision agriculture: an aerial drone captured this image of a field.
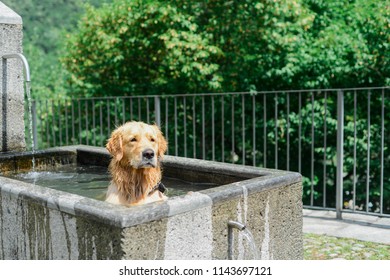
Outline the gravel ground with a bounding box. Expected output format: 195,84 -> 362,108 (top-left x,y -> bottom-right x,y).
304,233 -> 390,260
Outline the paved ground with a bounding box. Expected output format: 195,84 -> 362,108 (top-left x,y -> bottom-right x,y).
303,209 -> 390,245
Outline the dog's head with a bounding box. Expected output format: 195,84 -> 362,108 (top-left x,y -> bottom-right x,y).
106,121 -> 167,168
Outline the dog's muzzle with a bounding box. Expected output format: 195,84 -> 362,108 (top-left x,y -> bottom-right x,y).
143,149 -> 155,160
139,149 -> 156,168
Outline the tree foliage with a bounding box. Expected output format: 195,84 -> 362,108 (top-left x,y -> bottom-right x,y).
1,0 -> 109,98
63,0 -> 223,97
63,0 -> 389,96
295,0 -> 389,88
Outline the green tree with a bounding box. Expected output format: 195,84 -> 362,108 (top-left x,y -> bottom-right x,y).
292,0 -> 389,88
174,0 -> 315,91
2,0 -> 110,98
63,0 -> 223,97
175,0 -> 389,90
64,0 -> 388,94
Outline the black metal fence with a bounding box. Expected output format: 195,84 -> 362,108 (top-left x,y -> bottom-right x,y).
29,87 -> 390,217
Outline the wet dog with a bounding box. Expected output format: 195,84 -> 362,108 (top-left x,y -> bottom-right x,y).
105,121 -> 168,206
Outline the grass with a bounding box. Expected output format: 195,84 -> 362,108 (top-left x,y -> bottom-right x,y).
304,233 -> 390,260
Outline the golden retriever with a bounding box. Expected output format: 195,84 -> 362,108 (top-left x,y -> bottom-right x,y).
105,121 -> 168,206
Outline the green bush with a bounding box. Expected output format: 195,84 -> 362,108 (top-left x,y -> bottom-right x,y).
63,0 -> 223,97
63,0 -> 389,95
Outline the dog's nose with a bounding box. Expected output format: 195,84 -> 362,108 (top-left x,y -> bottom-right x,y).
142,149 -> 155,160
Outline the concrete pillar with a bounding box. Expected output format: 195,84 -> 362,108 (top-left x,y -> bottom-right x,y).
0,1 -> 26,152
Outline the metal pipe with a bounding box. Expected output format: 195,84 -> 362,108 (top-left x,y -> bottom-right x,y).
380,88 -> 384,215
2,53 -> 31,82
336,89 -> 344,219
183,96 -> 187,158
366,90 -> 371,213
228,220 -> 246,231
154,96 -> 161,128
227,220 -> 246,260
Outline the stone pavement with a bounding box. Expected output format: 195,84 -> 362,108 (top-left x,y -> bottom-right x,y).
303,209 -> 390,245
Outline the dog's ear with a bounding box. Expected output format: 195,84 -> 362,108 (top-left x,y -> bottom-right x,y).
106,130 -> 124,161
153,125 -> 167,158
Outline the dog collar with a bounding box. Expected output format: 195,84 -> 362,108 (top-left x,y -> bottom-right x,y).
148,181 -> 167,196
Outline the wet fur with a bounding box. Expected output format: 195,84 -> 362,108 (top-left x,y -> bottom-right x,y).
105,121 -> 168,206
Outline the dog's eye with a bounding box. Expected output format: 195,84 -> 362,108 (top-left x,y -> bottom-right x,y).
150,138 -> 155,142
130,137 -> 137,142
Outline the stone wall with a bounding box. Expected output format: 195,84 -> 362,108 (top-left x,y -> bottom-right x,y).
0,2 -> 26,152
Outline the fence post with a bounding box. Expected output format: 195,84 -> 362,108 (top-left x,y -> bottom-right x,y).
336,89 -> 344,219
154,96 -> 161,128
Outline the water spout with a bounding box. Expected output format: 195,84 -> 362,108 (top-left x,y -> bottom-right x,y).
2,53 -> 31,82
228,220 -> 246,231
1,53 -> 35,166
227,220 -> 246,260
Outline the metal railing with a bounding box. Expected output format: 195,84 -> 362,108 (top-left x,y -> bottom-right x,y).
29,87 -> 390,218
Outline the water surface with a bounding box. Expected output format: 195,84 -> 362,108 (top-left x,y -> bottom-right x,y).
8,164 -> 216,200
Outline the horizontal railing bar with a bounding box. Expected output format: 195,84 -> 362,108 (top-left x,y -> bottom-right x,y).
32,87 -> 389,103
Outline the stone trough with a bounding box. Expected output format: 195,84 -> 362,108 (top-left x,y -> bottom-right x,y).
0,145 -> 302,260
